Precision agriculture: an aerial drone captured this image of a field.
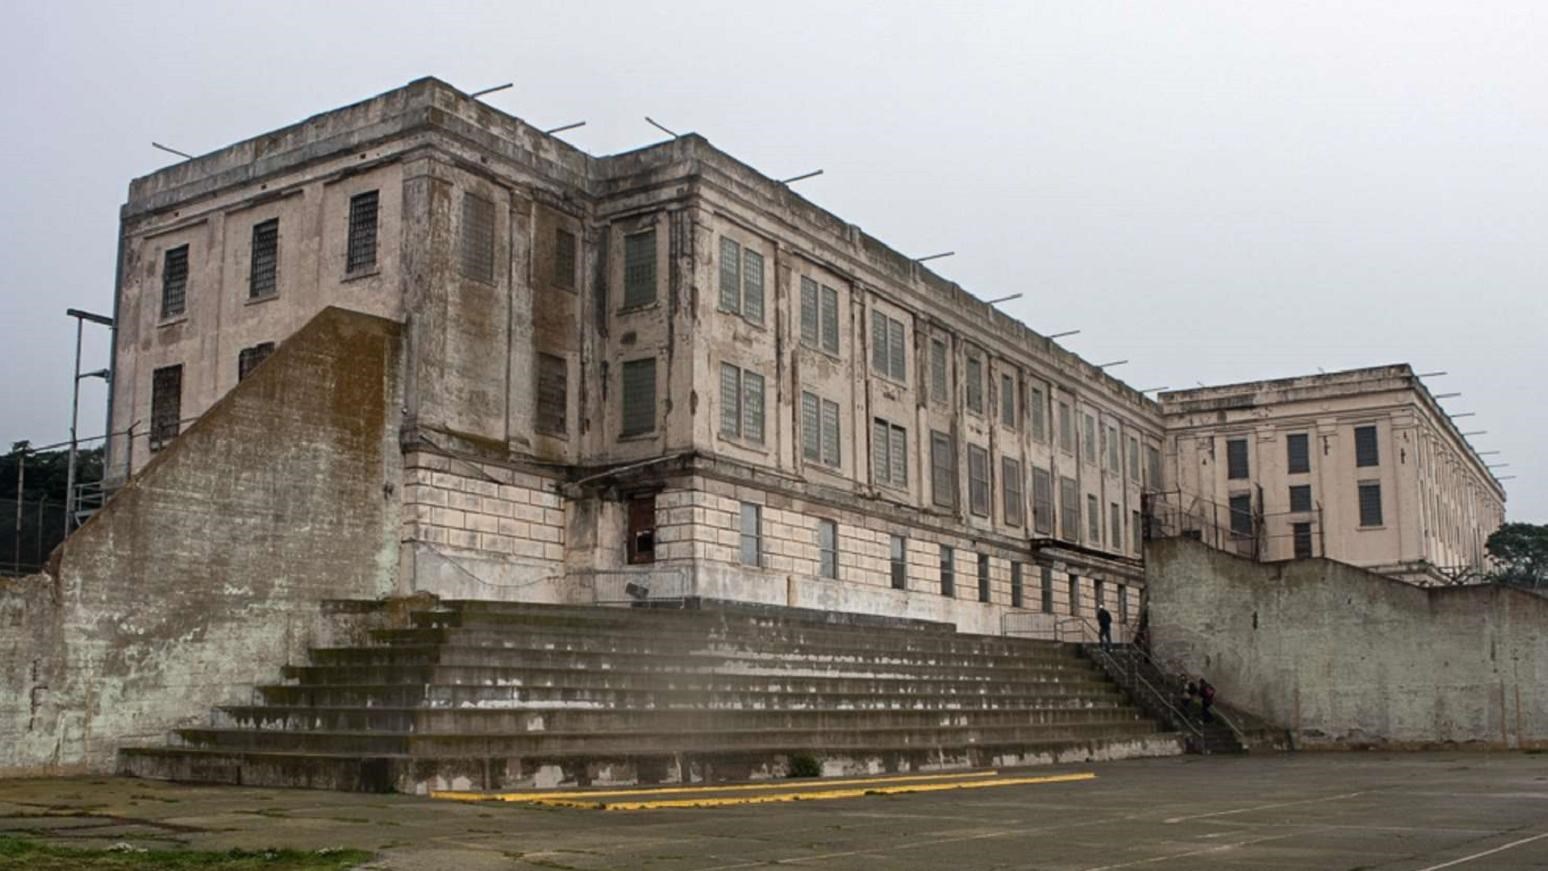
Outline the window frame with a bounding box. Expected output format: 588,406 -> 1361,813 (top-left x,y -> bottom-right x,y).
930,430 -> 956,509
458,194 -> 494,285
1002,456 -> 1024,527
160,245 -> 189,319
889,535 -> 908,590
1358,481 -> 1384,527
870,310 -> 908,382
967,444 -> 991,517
718,236 -> 765,325
940,544 -> 955,597
739,502 -> 762,566
1286,432 -> 1311,475
621,227 -> 657,309
1229,493 -> 1254,537
817,519 -> 838,579
248,218 -> 280,299
1226,438 -> 1250,480
619,357 -> 657,438
871,418 -> 909,489
535,352 -> 568,437
1000,372 -> 1017,428
977,553 -> 991,603
1354,425 -> 1380,468
346,190 -> 380,275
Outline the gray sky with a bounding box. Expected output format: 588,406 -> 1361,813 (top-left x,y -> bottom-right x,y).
1,1 -> 1542,520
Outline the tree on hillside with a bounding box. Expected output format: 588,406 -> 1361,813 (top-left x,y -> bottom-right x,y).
1485,522 -> 1548,590
0,444 -> 104,505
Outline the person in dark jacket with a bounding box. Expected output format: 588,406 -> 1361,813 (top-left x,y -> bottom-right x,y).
1096,605 -> 1114,651
1199,678 -> 1216,723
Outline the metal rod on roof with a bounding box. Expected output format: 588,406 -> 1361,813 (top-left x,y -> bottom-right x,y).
545,121 -> 586,135
985,293 -> 1023,305
914,252 -> 955,263
1433,392 -> 1462,399
1486,463 -> 1510,469
151,142 -> 194,160
1476,450 -> 1501,456
1139,387 -> 1170,393
470,83 -> 514,99
1448,412 -> 1476,418
1494,475 -> 1516,481
1461,431 -> 1487,436
1417,371 -> 1447,377
780,169 -> 824,184
1096,360 -> 1129,369
645,116 -> 680,138
1047,330 -> 1081,340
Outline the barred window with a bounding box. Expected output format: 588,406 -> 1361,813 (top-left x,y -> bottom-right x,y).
820,398 -> 839,468
535,353 -> 567,436
1229,493 -> 1254,536
553,226 -> 577,290
346,191 -> 379,274
719,363 -> 765,443
968,445 -> 990,517
718,237 -> 763,324
817,519 -> 838,579
1354,425 -> 1379,467
800,391 -> 840,467
977,553 -> 991,603
890,535 -> 908,590
1000,373 -> 1017,427
740,502 -> 761,566
966,355 -> 984,414
870,310 -> 907,381
1011,562 -> 1024,608
872,418 -> 908,488
930,430 -> 956,509
622,228 -> 656,308
1002,457 -> 1024,527
150,364 -> 182,451
1287,432 -> 1310,474
237,342 -> 274,382
1029,387 -> 1046,442
1032,467 -> 1054,535
1059,476 -> 1080,542
799,276 -> 818,344
1358,482 -> 1383,526
619,358 -> 656,437
1058,402 -> 1074,452
820,285 -> 839,353
1087,494 -> 1101,543
1293,522 -> 1314,558
1289,484 -> 1312,513
1226,438 -> 1250,480
459,194 -> 494,284
929,338 -> 948,403
940,544 -> 955,597
161,245 -> 188,318
249,219 -> 279,299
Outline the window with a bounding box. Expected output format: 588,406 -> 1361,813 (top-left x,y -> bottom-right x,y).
718,237 -> 764,324
1069,574 -> 1081,615
872,419 -> 908,488
161,245 -> 188,318
929,338 -> 948,403
966,355 -> 984,413
1358,482 -> 1383,526
1229,493 -> 1253,536
1002,457 -> 1024,527
1095,579 -> 1105,609
249,218 -> 280,298
1084,414 -> 1098,464
346,190 -> 379,274
553,226 -> 577,290
940,545 -> 955,597
459,194 -> 494,284
1032,468 -> 1054,535
1118,584 -> 1129,623
622,228 -> 656,308
1058,402 -> 1074,452
1029,387 -> 1046,442
237,342 -> 275,382
1132,509 -> 1143,553
977,553 -> 991,603
150,364 -> 182,451
1293,522 -> 1314,559
1146,445 -> 1163,489
801,392 -> 840,468
620,358 -> 656,437
870,310 -> 907,381
1289,484 -> 1312,513
1355,425 -> 1379,467
817,519 -> 838,579
719,364 -> 765,444
1226,438 -> 1249,480
627,494 -> 656,564
535,353 -> 567,436
967,445 -> 990,517
1107,425 -> 1120,471
799,277 -> 839,353
1286,433 -> 1310,475
1040,567 -> 1054,612
1128,437 -> 1140,482
1087,494 -> 1101,543
1010,562 -> 1024,608
1000,373 -> 1017,427
930,430 -> 956,509
740,503 -> 761,566
1110,502 -> 1122,550
890,535 -> 907,590
1059,476 -> 1080,542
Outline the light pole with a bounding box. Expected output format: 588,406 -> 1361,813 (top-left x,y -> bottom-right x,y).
65,308 -> 113,532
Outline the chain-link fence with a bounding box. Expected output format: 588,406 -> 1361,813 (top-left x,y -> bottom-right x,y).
1,498 -> 67,576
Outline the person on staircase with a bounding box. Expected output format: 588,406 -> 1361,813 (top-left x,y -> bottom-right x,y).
1199,678 -> 1216,723
1096,605 -> 1114,652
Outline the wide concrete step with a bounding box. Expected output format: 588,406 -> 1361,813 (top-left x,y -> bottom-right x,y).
211,705 -> 1148,733
432,600 -> 963,638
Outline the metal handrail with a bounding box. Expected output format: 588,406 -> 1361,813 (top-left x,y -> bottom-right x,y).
1085,644 -> 1207,746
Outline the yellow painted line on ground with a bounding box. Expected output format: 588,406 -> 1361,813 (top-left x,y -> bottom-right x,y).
532,771 -> 1097,811
433,769 -> 1003,803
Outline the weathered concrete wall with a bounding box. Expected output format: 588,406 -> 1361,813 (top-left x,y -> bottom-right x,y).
1,308 -> 402,775
1146,538 -> 1547,749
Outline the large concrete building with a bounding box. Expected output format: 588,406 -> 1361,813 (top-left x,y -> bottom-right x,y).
106,77 -> 1163,636
1157,367 -> 1506,584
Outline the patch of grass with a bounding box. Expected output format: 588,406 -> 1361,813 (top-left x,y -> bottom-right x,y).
0,836 -> 372,870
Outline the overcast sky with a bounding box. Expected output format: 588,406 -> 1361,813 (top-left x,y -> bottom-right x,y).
1,1 -> 1542,520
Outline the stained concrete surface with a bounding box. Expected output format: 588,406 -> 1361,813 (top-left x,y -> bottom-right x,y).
3,752 -> 1547,870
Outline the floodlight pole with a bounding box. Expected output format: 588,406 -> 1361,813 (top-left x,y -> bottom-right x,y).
64,308 -> 114,532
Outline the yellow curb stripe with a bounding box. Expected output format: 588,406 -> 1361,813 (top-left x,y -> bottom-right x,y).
536,771 -> 1096,811
433,769 -> 1003,803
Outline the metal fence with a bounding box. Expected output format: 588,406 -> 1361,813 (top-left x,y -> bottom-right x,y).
1,498 -> 67,576
1143,490 -> 1324,562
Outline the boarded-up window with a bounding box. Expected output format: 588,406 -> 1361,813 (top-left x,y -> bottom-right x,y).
1010,562 -> 1024,608
817,519 -> 838,579
249,218 -> 279,298
1002,457 -> 1023,527
346,190 -> 379,274
535,353 -> 567,436
940,544 -> 955,597
1059,476 -> 1079,542
872,418 -> 908,488
161,245 -> 188,318
870,310 -> 907,381
1354,425 -> 1379,467
1000,373 -> 1017,427
150,364 -> 182,451
1287,432 -> 1310,474
977,553 -> 991,603
890,535 -> 907,590
930,430 -> 956,509
238,342 -> 275,382
968,445 -> 990,517
1358,482 -> 1383,526
620,358 -> 656,437
1226,438 -> 1249,480
459,194 -> 494,284
1029,387 -> 1046,442
553,226 -> 577,290
1087,494 -> 1101,542
1032,467 -> 1054,535
1229,493 -> 1253,536
739,502 -> 761,566
1040,566 -> 1054,613
929,338 -> 948,403
1289,484 -> 1312,513
627,494 -> 656,564
622,228 -> 656,308
966,355 -> 984,414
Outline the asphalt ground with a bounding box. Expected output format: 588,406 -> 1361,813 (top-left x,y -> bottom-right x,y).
2,751 -> 1546,870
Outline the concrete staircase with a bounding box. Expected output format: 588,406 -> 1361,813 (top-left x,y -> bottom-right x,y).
119,601 -> 1183,793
